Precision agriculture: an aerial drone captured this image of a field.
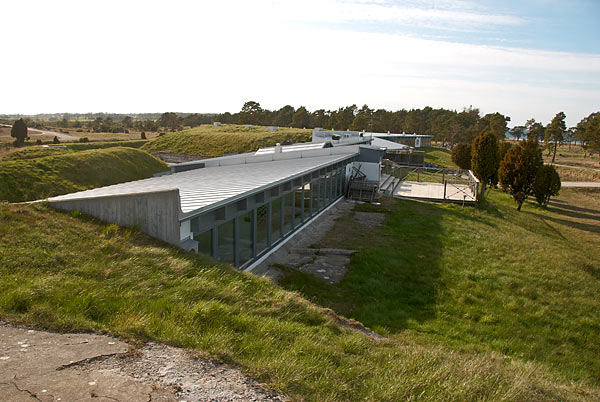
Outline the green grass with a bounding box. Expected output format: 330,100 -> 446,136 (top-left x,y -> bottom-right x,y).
422,146 -> 458,168
141,124 -> 312,157
1,140 -> 149,161
0,201 -> 597,401
0,147 -> 168,202
281,189 -> 600,389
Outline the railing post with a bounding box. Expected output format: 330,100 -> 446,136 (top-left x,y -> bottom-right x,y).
443,180 -> 447,199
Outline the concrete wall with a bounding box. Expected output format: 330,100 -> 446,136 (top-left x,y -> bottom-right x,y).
48,190 -> 182,245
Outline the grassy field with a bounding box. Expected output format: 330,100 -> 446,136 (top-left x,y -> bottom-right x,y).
281,188 -> 600,392
421,146 -> 458,168
141,124 -> 312,157
542,144 -> 599,182
0,140 -> 148,161
0,196 -> 598,401
0,147 -> 168,202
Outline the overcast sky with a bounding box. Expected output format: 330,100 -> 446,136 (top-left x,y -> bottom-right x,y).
2,0 -> 599,126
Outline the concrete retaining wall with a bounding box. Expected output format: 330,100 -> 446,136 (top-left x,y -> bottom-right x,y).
48,190 -> 181,245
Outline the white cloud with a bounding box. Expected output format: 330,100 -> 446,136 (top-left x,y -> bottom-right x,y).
0,0 -> 598,126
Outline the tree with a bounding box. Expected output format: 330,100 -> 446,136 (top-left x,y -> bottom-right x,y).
239,101 -> 263,125
11,118 -> 28,145
525,119 -> 545,142
479,112 -> 511,141
498,141 -> 513,161
577,112 -> 600,162
349,105 -> 373,131
510,125 -> 525,141
274,105 -> 294,127
157,112 -> 182,131
471,130 -> 500,196
140,131 -> 147,139
451,143 -> 471,169
533,165 -> 561,206
291,106 -> 311,128
545,112 -> 566,163
498,138 -> 543,210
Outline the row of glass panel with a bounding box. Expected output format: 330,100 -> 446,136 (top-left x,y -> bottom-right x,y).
194,166 -> 346,267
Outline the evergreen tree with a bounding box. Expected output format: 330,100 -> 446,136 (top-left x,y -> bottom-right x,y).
533,165 -> 561,206
498,138 -> 543,210
471,130 -> 500,196
451,143 -> 471,169
11,118 -> 28,145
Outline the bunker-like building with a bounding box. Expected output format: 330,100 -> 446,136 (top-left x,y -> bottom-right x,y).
48,142 -> 383,270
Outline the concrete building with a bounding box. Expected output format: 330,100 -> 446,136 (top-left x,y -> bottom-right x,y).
48,143 -> 382,270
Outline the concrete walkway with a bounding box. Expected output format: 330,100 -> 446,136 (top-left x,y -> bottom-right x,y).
394,181 -> 477,203
561,181 -> 600,188
0,322 -> 284,401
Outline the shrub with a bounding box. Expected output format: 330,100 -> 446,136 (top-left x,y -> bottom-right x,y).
533,165 -> 561,206
79,137 -> 89,143
451,143 -> 471,169
498,141 -> 513,161
53,136 -> 60,144
35,139 -> 43,145
11,118 -> 28,145
141,132 -> 147,140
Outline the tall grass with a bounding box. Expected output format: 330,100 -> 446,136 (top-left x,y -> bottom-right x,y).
0,147 -> 168,202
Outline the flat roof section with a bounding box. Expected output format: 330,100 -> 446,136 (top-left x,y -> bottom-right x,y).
48,153 -> 357,218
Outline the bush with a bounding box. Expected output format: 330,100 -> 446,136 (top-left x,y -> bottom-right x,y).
79,137 -> 89,143
533,165 -> 561,206
141,132 -> 147,140
35,139 -> 43,145
53,136 -> 60,144
498,141 -> 513,161
451,143 -> 471,169
11,118 -> 28,145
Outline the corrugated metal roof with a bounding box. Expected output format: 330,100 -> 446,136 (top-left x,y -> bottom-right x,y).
48,152 -> 356,217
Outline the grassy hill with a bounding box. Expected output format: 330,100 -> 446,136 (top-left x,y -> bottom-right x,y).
0,147 -> 168,202
1,140 -> 148,162
422,146 -> 457,168
141,125 -> 312,157
0,190 -> 598,400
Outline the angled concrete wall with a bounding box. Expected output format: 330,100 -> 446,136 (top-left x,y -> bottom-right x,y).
48,190 -> 181,245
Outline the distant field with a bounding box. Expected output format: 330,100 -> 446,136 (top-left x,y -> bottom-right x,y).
1,190 -> 598,400
141,124 -> 312,157
0,147 -> 168,202
542,144 -> 600,182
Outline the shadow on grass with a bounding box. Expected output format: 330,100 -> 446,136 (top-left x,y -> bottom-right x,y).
280,198 -> 445,335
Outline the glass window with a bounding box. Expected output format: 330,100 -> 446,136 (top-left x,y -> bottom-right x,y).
283,191 -> 293,235
294,186 -> 303,227
194,229 -> 212,257
320,176 -> 327,210
271,197 -> 282,243
256,204 -> 268,254
238,211 -> 254,266
311,179 -> 320,212
303,183 -> 311,218
217,220 -> 234,264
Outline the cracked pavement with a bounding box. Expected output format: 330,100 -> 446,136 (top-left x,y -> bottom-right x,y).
0,322 -> 176,401
0,322 -> 285,402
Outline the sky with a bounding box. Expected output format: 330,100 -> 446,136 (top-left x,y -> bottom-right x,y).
1,0 -> 599,127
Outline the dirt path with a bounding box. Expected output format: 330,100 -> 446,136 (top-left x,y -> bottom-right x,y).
1,124 -> 78,141
0,322 -> 285,402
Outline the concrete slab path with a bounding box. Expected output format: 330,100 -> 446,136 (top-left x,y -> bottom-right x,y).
0,322 -> 284,402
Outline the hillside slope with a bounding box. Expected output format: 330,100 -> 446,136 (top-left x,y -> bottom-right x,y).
141,125 -> 312,157
0,201 -> 597,401
0,147 -> 168,202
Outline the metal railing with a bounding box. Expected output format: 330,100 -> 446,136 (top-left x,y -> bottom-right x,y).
381,159 -> 479,204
